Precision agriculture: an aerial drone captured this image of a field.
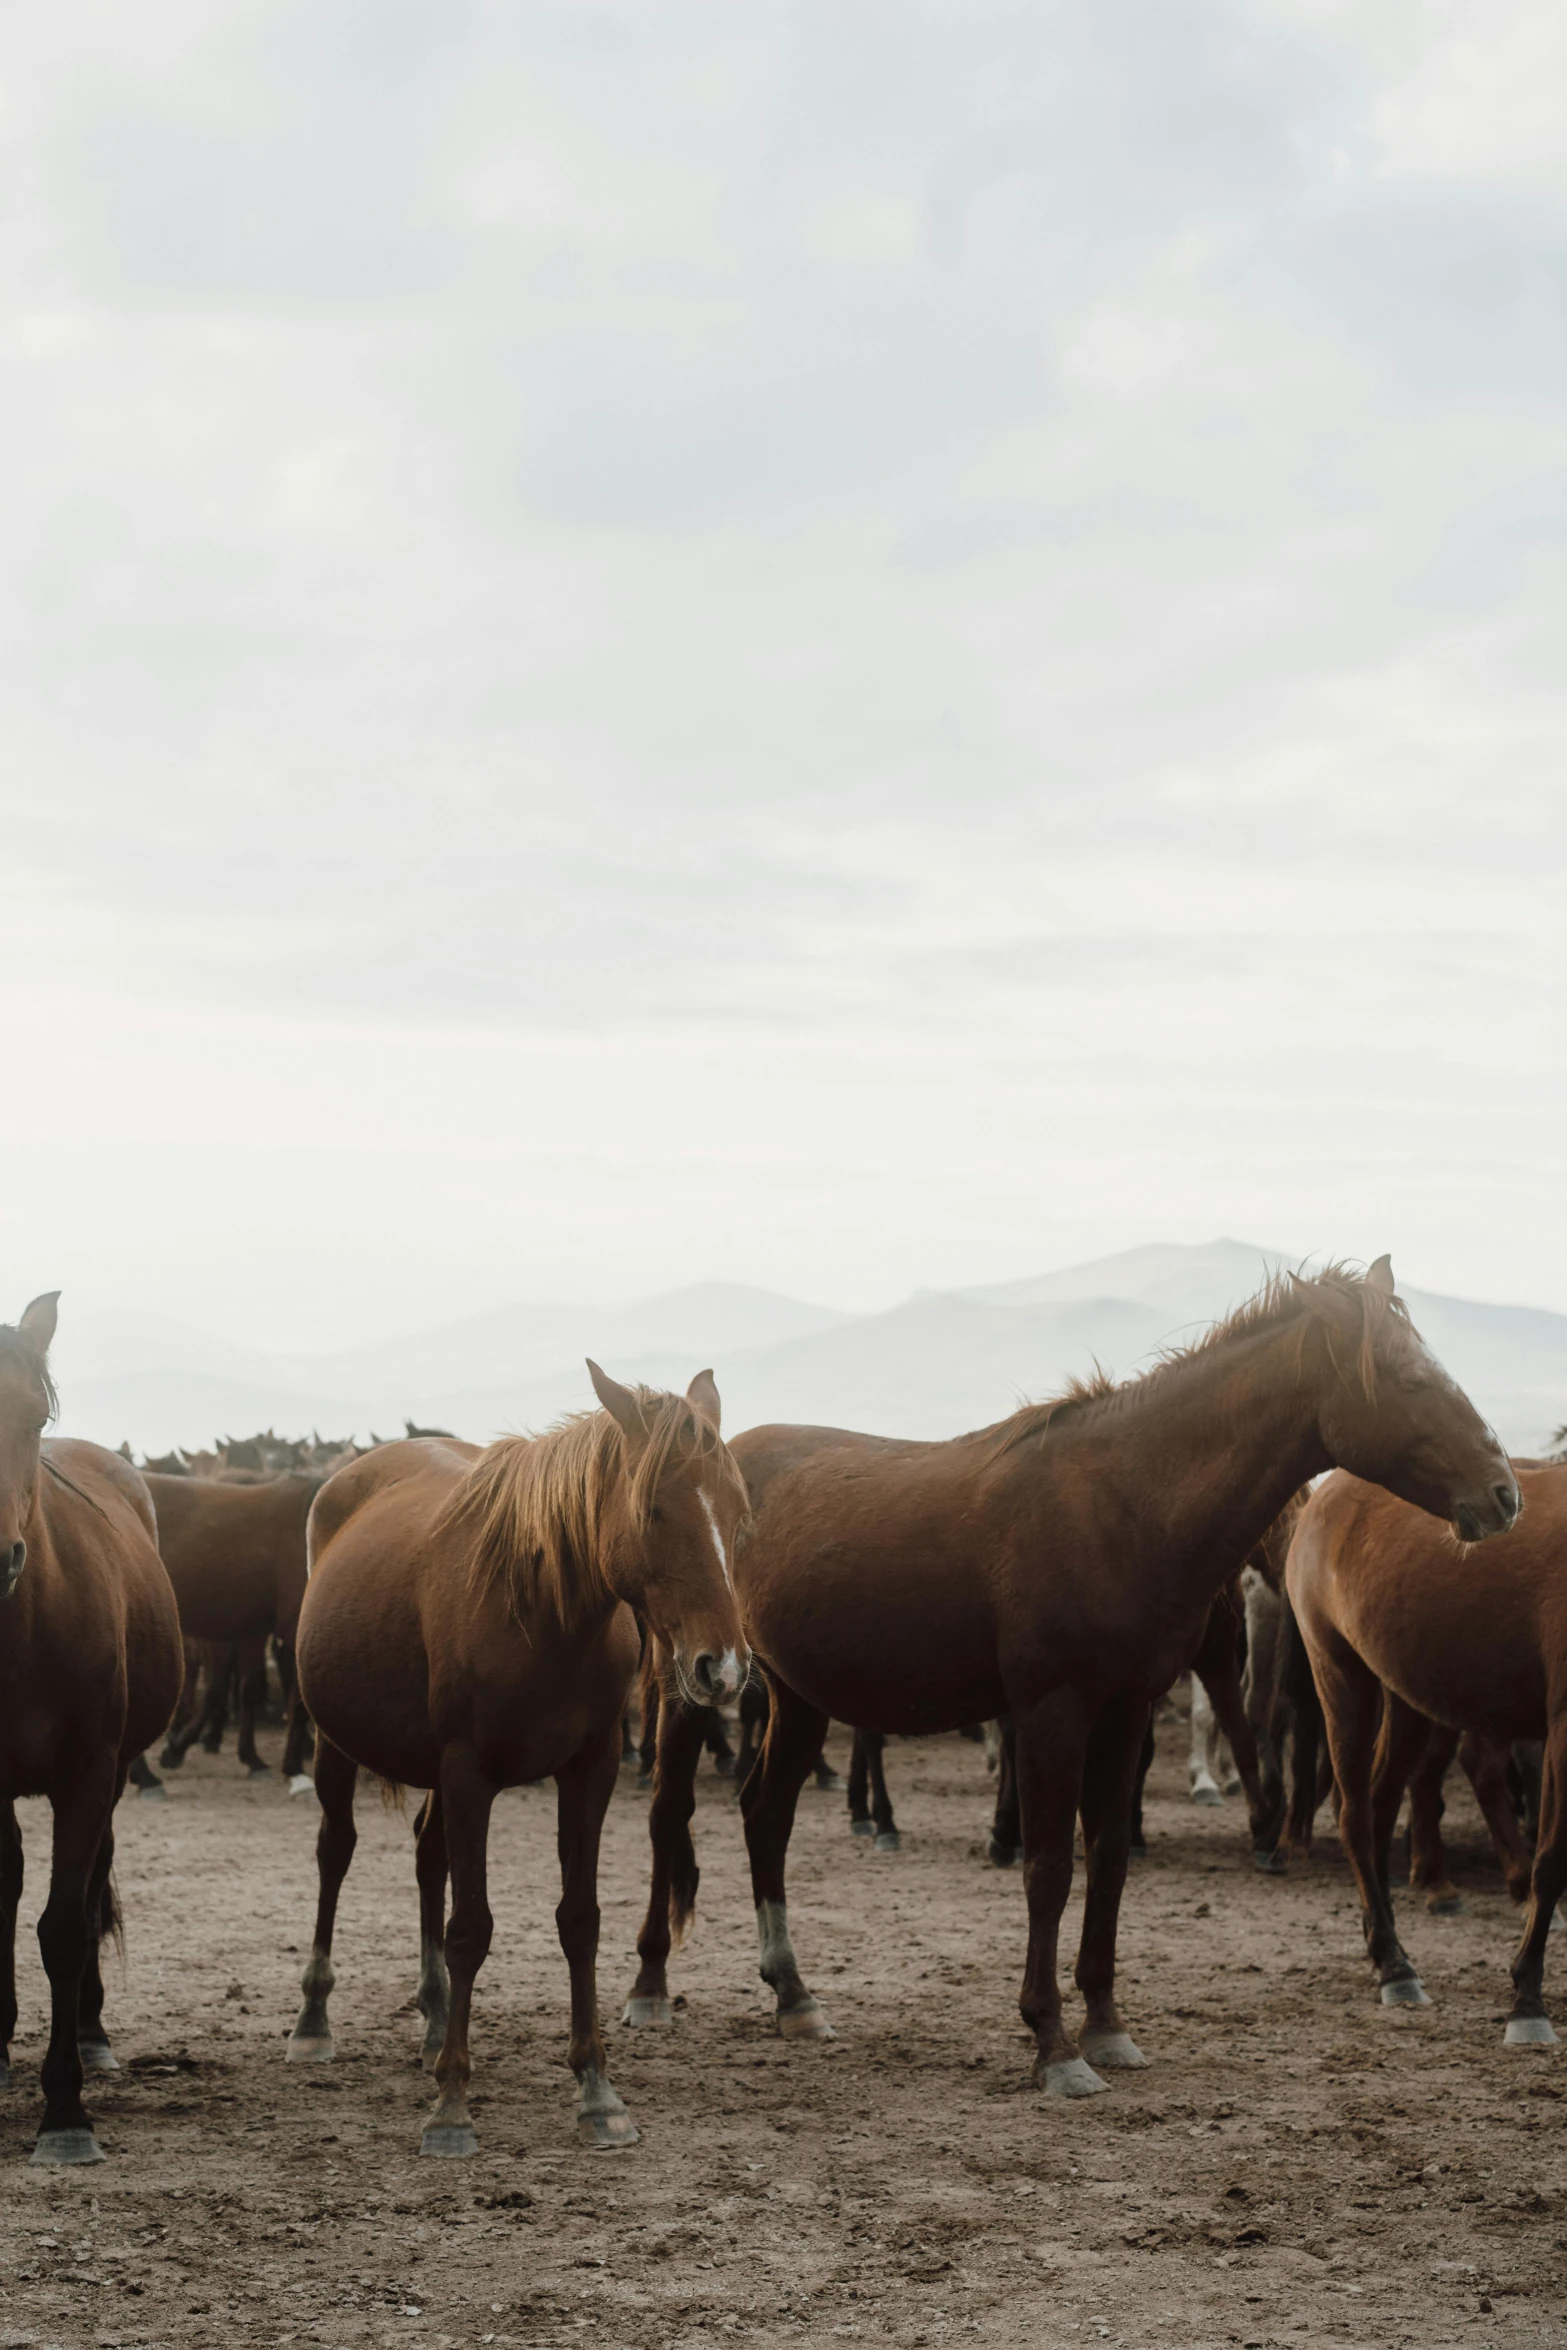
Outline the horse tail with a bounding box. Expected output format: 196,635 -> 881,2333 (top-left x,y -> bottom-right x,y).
375,1776 -> 408,1815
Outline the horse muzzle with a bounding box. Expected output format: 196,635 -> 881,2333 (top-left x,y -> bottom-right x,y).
686,1646 -> 748,1705
1453,1478 -> 1522,1545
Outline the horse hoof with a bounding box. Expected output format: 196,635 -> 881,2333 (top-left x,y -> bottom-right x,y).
135,1779 -> 171,1803
420,2122 -> 479,2158
1038,2056 -> 1109,2099
814,1770 -> 846,1793
1380,1977 -> 1431,2008
1190,1786 -> 1224,1809
1426,1893 -> 1463,1916
285,2034 -> 335,2063
157,1750 -> 183,1773
1252,1847 -> 1287,1876
713,1753 -> 737,1780
1129,1840 -> 1148,1862
872,1830 -> 901,1854
78,2041 -> 118,2074
287,1774 -> 314,1798
1504,2016 -> 1558,2047
986,1838 -> 1016,1868
1080,2031 -> 1147,2071
246,1764 -> 272,1779
850,1819 -> 875,1840
778,2002 -> 834,2042
635,1770 -> 653,1791
621,1995 -> 674,2029
578,2107 -> 639,2151
31,2129 -> 105,2166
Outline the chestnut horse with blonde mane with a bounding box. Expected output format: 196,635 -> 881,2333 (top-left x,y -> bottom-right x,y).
289,1362 -> 749,2156
0,1295 -> 183,2164
628,1261 -> 1518,2097
1287,1459 -> 1567,2041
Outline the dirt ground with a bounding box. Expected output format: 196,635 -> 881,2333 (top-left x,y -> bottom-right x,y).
1,1708 -> 1564,2350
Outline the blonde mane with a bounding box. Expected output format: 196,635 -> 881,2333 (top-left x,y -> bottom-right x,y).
438,1385 -> 744,1630
985,1262 -> 1414,1459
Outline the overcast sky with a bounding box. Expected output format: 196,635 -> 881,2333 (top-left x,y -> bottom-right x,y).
5,2 -> 1565,1348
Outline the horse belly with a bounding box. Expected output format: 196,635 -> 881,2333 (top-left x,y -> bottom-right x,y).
746,1567 -> 1000,1733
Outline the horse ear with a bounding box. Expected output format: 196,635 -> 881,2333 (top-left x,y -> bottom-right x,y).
587,1359 -> 646,1439
18,1292 -> 59,1355
1365,1253 -> 1395,1296
686,1368 -> 721,1433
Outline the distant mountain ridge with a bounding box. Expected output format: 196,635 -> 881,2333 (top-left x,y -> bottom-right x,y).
49,1244 -> 1567,1459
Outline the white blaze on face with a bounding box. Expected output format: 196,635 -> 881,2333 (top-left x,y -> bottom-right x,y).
698,1487 -> 732,1591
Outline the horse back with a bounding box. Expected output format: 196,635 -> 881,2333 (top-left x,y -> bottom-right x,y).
147,1468 -> 324,1643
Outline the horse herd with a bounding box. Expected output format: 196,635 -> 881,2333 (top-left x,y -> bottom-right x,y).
0,1259 -> 1561,2174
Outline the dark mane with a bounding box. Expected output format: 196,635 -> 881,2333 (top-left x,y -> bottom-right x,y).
0,1326 -> 57,1421
983,1263 -> 1414,1460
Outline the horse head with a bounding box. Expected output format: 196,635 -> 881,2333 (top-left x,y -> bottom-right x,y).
1302,1256 -> 1519,1543
587,1360 -> 751,1707
0,1292 -> 59,1598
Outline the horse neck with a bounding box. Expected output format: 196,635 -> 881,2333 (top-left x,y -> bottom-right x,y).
1051,1321 -> 1332,1614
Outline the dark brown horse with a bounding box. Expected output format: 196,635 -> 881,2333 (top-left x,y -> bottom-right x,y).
146,1471 -> 317,1788
0,1296 -> 183,2163
628,1261 -> 1517,2096
1287,1459 -> 1567,2039
289,1364 -> 749,2156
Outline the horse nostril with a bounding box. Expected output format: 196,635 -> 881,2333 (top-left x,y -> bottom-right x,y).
691,1653 -> 718,1699
3,1540 -> 24,1588
1494,1483 -> 1519,1524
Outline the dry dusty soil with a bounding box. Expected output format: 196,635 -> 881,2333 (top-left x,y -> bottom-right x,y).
1,1710 -> 1565,2350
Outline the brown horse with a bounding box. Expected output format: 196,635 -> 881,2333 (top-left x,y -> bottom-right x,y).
628,1260 -> 1518,2096
288,1363 -> 749,2156
146,1471 -> 317,1787
0,1295 -> 183,2163
1287,1459 -> 1567,2039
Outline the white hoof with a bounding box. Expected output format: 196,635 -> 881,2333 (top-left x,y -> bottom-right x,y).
285,2034 -> 335,2063
778,2001 -> 834,2041
1080,2030 -> 1147,2071
621,1995 -> 673,2028
1504,2015 -> 1558,2046
1380,1977 -> 1431,2008
1040,2056 -> 1110,2098
287,1774 -> 314,1798
1190,1785 -> 1224,1809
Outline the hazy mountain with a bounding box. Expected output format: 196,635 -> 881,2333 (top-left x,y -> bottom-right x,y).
50,1244 -> 1567,1458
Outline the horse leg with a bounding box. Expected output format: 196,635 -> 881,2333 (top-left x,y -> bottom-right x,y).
34,1762 -> 117,2162
1312,1633 -> 1428,2005
413,1791 -> 450,2069
286,1735 -> 358,2062
1505,1719 -> 1567,2046
556,1720 -> 637,2149
741,1681 -> 832,2039
420,1745 -> 497,2157
637,1672 -> 660,1790
158,1649 -> 206,1770
867,1734 -> 900,1853
126,1753 -> 166,1800
988,1716 -> 1022,1866
75,1811 -> 122,2076
237,1643 -> 269,1775
1197,1643 -> 1280,1869
1188,1678 -> 1223,1806
0,1801 -> 21,2088
1371,1691 -> 1438,1914
276,1639 -> 315,1792
200,1649 -> 234,1755
848,1730 -> 873,1839
1461,1733 -> 1538,1908
1279,1600 -> 1326,1858
1404,1718 -> 1461,1911
734,1676 -> 768,1791
1128,1711 -> 1154,1859
1012,1690 -> 1099,2095
704,1703 -> 737,1780
625,1684 -> 707,2027
1075,1696 -> 1154,2075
